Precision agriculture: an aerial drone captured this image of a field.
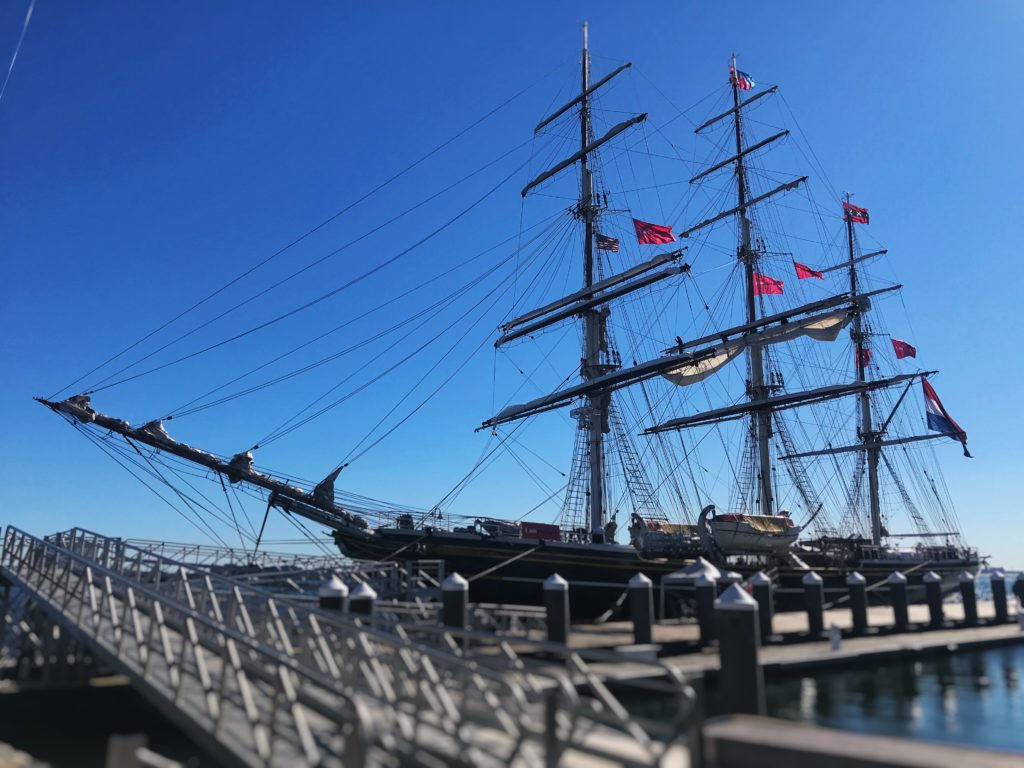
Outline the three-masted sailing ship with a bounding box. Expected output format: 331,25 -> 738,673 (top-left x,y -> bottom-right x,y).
40,27 -> 979,612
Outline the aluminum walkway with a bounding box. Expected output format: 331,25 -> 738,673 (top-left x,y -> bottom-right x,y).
0,527 -> 695,767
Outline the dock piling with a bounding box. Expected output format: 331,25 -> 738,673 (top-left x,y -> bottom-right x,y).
888,571 -> 909,632
750,571 -> 773,644
628,573 -> 654,645
441,572 -> 469,629
695,573 -> 717,646
714,584 -> 765,715
802,571 -> 824,638
959,571 -> 978,627
318,575 -> 349,613
544,573 -> 570,644
924,571 -> 944,627
990,569 -> 1008,624
847,571 -> 868,635
349,582 -> 377,616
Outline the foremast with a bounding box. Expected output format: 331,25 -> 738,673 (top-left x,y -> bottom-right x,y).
731,54 -> 774,517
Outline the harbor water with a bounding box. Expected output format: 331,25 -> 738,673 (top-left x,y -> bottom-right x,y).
766,643 -> 1024,753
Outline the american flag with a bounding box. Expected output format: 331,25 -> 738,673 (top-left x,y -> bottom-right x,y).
596,233 -> 619,252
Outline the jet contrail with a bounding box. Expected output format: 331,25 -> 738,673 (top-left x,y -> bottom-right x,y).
0,0 -> 36,108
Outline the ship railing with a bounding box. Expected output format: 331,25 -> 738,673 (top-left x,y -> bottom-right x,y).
16,527 -> 695,766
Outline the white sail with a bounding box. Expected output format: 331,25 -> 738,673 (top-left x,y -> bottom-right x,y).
662,309 -> 852,388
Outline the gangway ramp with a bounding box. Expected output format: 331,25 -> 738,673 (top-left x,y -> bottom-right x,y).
1,528 -> 696,767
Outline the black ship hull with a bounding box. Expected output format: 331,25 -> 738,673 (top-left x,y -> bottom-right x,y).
332,525 -> 978,617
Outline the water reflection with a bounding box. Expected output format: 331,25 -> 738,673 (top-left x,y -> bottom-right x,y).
765,645 -> 1024,753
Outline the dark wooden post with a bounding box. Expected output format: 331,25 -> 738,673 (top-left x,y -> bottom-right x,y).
544,573 -> 570,644
803,571 -> 824,637
318,575 -> 348,612
715,584 -> 765,715
442,572 -> 469,629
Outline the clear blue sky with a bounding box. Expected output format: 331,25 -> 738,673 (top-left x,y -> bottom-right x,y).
2,2 -> 1022,566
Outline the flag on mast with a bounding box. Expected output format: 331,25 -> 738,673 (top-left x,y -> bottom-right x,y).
843,201 -> 870,224
922,378 -> 971,457
632,218 -> 675,244
596,233 -> 619,252
729,66 -> 755,90
891,338 -> 917,359
752,273 -> 784,295
794,261 -> 823,280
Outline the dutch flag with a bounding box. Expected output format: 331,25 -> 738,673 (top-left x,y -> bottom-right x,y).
922,378 -> 971,457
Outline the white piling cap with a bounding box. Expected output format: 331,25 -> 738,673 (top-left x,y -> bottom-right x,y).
990,569 -> 1006,581
802,571 -> 823,585
887,571 -> 908,584
715,583 -> 758,611
442,572 -> 469,592
318,575 -> 348,598
750,571 -> 772,587
666,556 -> 721,583
629,572 -> 653,588
958,571 -> 975,583
695,573 -> 716,587
350,582 -> 378,600
923,571 -> 942,584
544,573 -> 569,591
846,571 -> 866,585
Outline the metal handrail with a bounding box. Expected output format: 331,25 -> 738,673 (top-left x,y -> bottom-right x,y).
16,527 -> 697,766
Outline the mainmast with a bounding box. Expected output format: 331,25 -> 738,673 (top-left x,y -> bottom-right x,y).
732,54 -> 774,516
579,23 -> 607,536
846,193 -> 883,544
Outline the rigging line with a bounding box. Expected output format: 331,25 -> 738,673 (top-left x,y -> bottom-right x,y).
218,473 -> 250,553
0,0 -> 33,110
71,422 -> 231,548
338,284 -> 512,465
166,212 -> 564,419
84,155 -> 535,396
84,141 -> 537,396
254,231 -> 547,448
119,435 -> 251,543
165,221 -> 544,420
49,78 -> 552,401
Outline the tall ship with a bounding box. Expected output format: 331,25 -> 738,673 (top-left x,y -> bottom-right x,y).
39,27 -> 978,612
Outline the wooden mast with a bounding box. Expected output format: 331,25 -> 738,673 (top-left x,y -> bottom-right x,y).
732,54 -> 774,517
846,192 -> 883,545
579,22 -> 607,537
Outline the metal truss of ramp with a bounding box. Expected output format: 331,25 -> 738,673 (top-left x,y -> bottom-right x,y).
1,528 -> 696,767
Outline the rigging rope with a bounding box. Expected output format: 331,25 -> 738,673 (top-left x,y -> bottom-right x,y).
49,76 -> 552,400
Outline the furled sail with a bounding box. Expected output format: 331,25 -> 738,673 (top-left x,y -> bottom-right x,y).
662,309 -> 851,387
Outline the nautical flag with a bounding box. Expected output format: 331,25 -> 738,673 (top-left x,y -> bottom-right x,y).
632,218 -> 675,245
857,346 -> 873,369
752,273 -> 784,295
596,233 -> 619,252
794,261 -> 823,280
729,66 -> 755,91
891,338 -> 917,359
843,201 -> 870,224
922,378 -> 971,457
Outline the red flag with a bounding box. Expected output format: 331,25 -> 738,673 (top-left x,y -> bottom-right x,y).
794,261 -> 823,280
753,273 -> 784,295
891,338 -> 917,359
632,218 -> 675,245
857,346 -> 873,369
843,201 -> 869,224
